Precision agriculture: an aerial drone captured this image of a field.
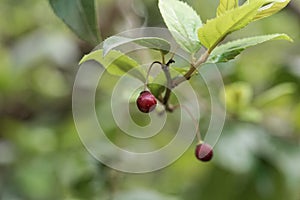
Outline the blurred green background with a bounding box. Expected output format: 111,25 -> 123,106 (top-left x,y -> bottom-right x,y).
0,0 -> 300,199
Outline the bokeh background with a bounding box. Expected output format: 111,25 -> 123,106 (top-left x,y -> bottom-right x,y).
0,0 -> 300,199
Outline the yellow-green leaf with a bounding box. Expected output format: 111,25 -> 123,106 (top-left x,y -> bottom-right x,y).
103,36 -> 171,56
79,49 -> 145,81
208,33 -> 293,63
198,0 -> 271,50
254,83 -> 296,107
253,0 -> 290,20
217,0 -> 239,16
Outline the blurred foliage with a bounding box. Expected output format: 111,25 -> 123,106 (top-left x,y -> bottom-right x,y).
0,0 -> 300,199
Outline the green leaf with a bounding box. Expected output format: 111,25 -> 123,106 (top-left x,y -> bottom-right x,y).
254,83 -> 296,107
198,0 -> 271,50
49,0 -> 100,45
134,38 -> 171,55
79,49 -> 145,81
208,33 -> 293,63
147,70 -> 167,99
170,66 -> 190,75
158,0 -> 202,53
253,0 -> 290,21
217,0 -> 239,16
103,36 -> 171,56
148,83 -> 166,99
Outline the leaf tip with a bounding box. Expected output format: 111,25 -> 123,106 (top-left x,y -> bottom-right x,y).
79,55 -> 88,65
286,36 -> 294,42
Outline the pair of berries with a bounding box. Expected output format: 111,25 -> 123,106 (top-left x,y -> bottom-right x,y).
136,90 -> 213,162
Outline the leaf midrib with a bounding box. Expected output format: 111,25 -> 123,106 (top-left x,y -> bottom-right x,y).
76,0 -> 98,43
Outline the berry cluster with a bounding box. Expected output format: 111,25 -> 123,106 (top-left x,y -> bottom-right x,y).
135,59 -> 213,162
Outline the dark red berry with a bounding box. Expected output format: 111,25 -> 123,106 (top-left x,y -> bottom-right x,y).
136,91 -> 157,113
195,143 -> 213,162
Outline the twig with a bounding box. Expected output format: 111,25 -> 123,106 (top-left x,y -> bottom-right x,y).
171,50 -> 210,88
162,59 -> 175,111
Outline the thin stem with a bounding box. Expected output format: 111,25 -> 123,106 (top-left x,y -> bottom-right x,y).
173,104 -> 202,142
161,50 -> 176,104
147,49 -> 211,112
162,58 -> 175,108
172,50 -> 210,88
162,63 -> 173,109
143,59 -> 174,112
144,61 -> 162,90
194,50 -> 211,67
161,51 -> 166,65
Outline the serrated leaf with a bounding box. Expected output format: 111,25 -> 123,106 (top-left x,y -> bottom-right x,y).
208,33 -> 293,63
217,0 -> 239,16
198,0 -> 273,50
158,0 -> 202,53
253,0 -> 290,20
49,0 -> 100,45
103,36 -> 171,56
79,49 -> 145,81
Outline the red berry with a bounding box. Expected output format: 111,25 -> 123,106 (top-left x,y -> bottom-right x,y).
136,91 -> 157,113
195,143 -> 213,162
